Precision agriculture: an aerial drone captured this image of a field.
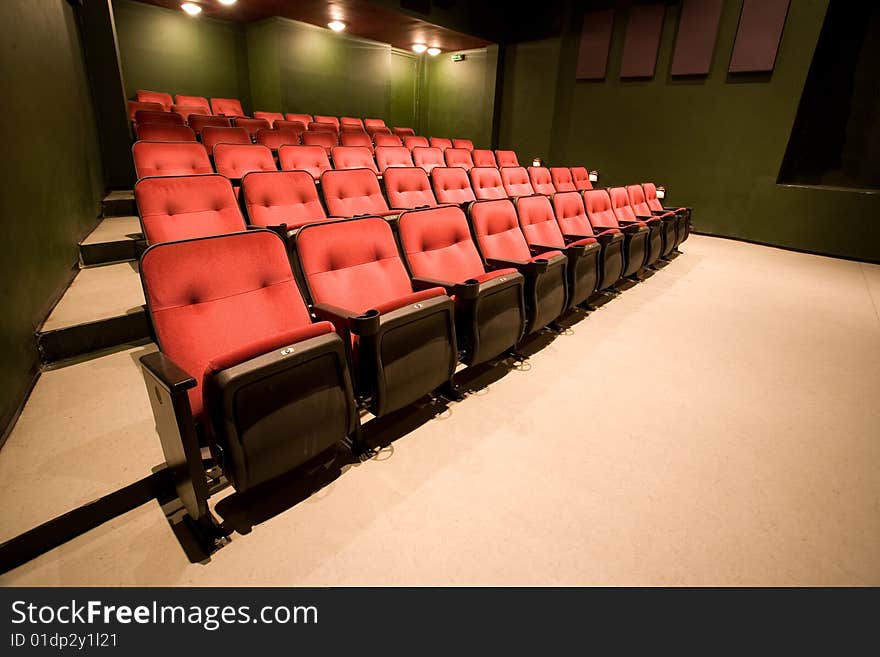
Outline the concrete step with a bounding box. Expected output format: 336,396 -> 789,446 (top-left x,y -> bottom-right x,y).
102,190 -> 136,218
79,216 -> 144,266
36,262 -> 150,364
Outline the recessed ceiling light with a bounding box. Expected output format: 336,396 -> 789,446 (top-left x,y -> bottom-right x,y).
427,47 -> 441,56
217,0 -> 236,5
412,43 -> 428,53
328,21 -> 346,32
181,2 -> 202,15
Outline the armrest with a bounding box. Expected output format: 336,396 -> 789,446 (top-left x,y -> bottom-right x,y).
529,243 -> 563,255
486,257 -> 549,275
604,223 -> 646,235
139,351 -> 196,394
411,276 -> 456,295
312,302 -> 358,330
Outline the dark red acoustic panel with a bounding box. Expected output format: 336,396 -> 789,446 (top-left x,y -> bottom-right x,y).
670,0 -> 724,76
576,10 -> 615,80
620,3 -> 666,78
729,0 -> 791,73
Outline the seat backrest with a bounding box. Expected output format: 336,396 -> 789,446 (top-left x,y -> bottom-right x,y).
394,127 -> 416,137
430,137 -> 453,150
211,97 -> 244,117
495,150 -> 519,167
140,230 -> 312,419
431,167 -> 476,205
397,206 -> 487,282
314,115 -> 340,129
468,199 -> 532,261
374,133 -> 403,148
296,216 -> 414,312
469,167 -> 507,200
367,126 -> 392,136
307,121 -> 338,134
320,168 -> 390,217
201,126 -> 251,153
551,191 -> 594,237
515,195 -> 565,248
176,95 -> 211,114
570,166 -> 593,191
286,113 -> 312,125
609,186 -> 637,222
171,105 -> 205,122
136,90 -> 172,111
445,148 -> 474,171
626,184 -> 652,216
472,149 -> 497,168
135,174 -> 246,244
134,110 -> 183,126
583,189 -> 620,228
412,147 -> 445,173
642,182 -> 664,212
404,135 -> 429,150
340,131 -> 374,151
241,170 -> 327,229
278,145 -> 332,180
232,117 -> 271,140
128,101 -> 164,120
375,145 -> 414,172
213,143 -> 277,180
302,130 -> 337,153
364,118 -> 386,131
340,117 -> 365,129
253,111 -> 284,126
135,124 -> 196,142
500,167 -> 534,197
256,128 -> 302,151
527,167 -> 555,195
331,146 -> 378,174
132,141 -> 212,179
188,114 -> 231,135
340,124 -> 367,135
383,167 -> 437,209
452,138 -> 474,151
273,120 -> 307,134
550,167 -> 576,192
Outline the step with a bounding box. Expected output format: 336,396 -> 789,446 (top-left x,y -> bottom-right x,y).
79,216 -> 144,266
36,262 -> 150,364
102,190 -> 136,218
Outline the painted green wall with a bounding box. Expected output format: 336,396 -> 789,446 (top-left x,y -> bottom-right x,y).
112,0 -> 251,111
390,49 -> 420,131
500,0 -> 880,261
0,0 -> 104,436
246,19 -> 281,113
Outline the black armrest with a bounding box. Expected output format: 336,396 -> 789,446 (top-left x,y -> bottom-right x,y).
140,351 -> 196,393
486,256 -> 549,275
313,303 -> 382,336
600,223 -> 644,235
529,243 -> 562,255
411,276 -> 456,295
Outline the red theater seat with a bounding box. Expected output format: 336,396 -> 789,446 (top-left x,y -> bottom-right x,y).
340,117 -> 365,130
331,146 -> 378,174
135,124 -> 196,142
495,150 -> 519,167
134,174 -> 245,244
256,128 -> 302,152
583,189 -> 649,278
374,134 -> 403,148
128,101 -> 164,121
188,114 -> 231,135
340,124 -> 367,135
412,147 -> 444,173
527,167 -> 555,195
213,143 -> 277,182
468,199 -> 567,334
430,137 -> 452,151
452,138 -> 474,151
500,167 -> 534,197
643,182 -> 690,248
253,111 -> 284,126
375,146 -> 414,172
233,117 -> 271,141
469,167 -> 507,200
394,127 -> 416,137
136,90 -> 172,111
171,105 -> 205,122
308,121 -> 339,135
515,195 -> 601,308
472,149 -> 498,168
368,126 -> 392,137
364,118 -> 386,134
383,167 -> 437,209
294,216 -> 457,416
397,205 -> 526,365
286,113 -> 313,125
609,186 -> 662,268
627,184 -> 677,258
210,97 -> 245,117
302,130 -> 337,153
431,167 -> 476,205
320,168 -> 396,217
201,127 -> 250,154
241,170 -> 328,230
340,131 -> 374,152
134,110 -> 183,126
132,141 -> 211,180
314,115 -> 340,130
273,120 -> 307,134
550,167 -> 576,192
278,145 -> 331,180
176,95 -> 211,114
404,136 -> 429,151
139,229 -> 358,495
445,148 -> 474,171
570,166 -> 593,191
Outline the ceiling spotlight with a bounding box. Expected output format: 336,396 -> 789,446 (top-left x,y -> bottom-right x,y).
181,2 -> 202,15
427,47 -> 441,56
328,20 -> 346,32
412,43 -> 428,53
217,0 -> 236,5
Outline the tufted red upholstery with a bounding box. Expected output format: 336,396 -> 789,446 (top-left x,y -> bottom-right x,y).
134,110 -> 183,126
430,137 -> 453,151
135,124 -> 196,142
128,101 -> 164,121
431,167 -> 476,205
445,148 -> 475,171
551,191 -> 597,237
527,167 -> 556,195
241,170 -> 327,229
314,115 -> 340,129
583,189 -> 621,229
141,230 -> 317,420
176,95 -> 211,114
404,136 -> 429,151
136,90 -> 172,111
609,187 -> 641,224
132,141 -> 211,179
472,149 -> 498,168
253,111 -> 284,126
570,166 -> 593,191
627,184 -> 656,217
394,127 -> 416,137
516,195 -> 571,248
452,138 -> 474,151
340,131 -> 374,152
302,130 -> 337,153
383,167 -> 437,209
550,167 -> 576,192
210,97 -> 244,117
135,174 -> 246,244
374,133 -> 403,148
321,168 -> 394,217
286,113 -> 313,125
470,167 -> 507,200
331,146 -> 378,173
201,127 -> 250,153
307,121 -> 338,135
278,145 -> 331,180
171,105 -> 205,122
470,199 -> 562,262
375,146 -> 414,172
256,128 -> 302,152
188,114 -> 230,135
273,120 -> 307,134
501,167 -> 535,197
495,150 -> 519,167
412,147 -> 444,173
232,117 -> 271,140
213,143 -> 277,180
340,117 -> 365,130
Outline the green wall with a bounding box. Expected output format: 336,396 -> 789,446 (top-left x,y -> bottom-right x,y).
113,0 -> 251,111
0,0 -> 104,437
499,0 -> 880,262
390,49 -> 420,131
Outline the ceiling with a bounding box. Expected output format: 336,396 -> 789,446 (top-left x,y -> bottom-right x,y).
135,0 -> 493,52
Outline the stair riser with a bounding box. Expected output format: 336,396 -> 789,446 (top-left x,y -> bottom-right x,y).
79,238 -> 146,267
36,311 -> 151,364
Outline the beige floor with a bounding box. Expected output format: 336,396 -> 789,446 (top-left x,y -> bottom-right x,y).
2,235 -> 879,586
79,215 -> 142,247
